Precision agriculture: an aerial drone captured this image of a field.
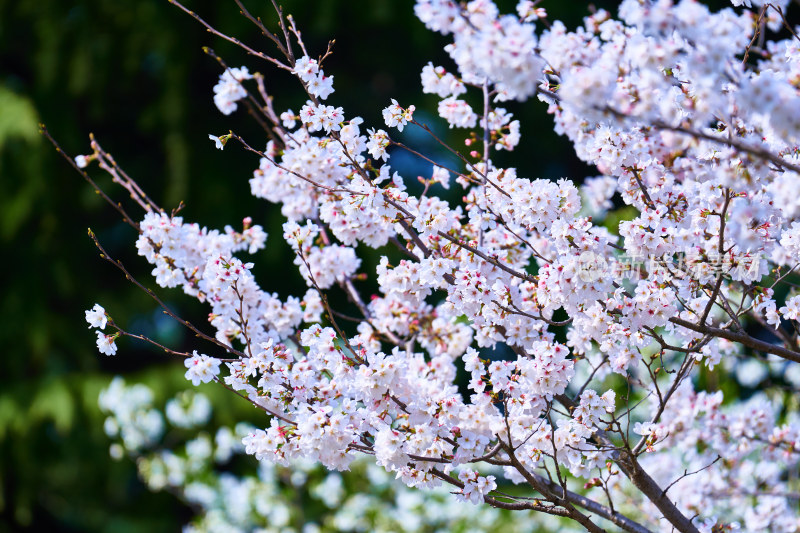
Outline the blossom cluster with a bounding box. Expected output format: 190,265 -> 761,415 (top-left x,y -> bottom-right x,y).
85,303 -> 117,356
212,66 -> 253,115
99,378 -> 549,532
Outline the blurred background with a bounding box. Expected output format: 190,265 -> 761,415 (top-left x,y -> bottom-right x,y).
0,0 -> 630,531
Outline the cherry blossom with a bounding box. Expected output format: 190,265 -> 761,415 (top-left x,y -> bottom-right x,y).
212,66 -> 252,115
96,331 -> 118,356
382,99 -> 415,132
208,134 -> 226,150
85,303 -> 107,329
184,352 -> 222,386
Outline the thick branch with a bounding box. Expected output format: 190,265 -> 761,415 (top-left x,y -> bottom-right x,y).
532,473 -> 654,533
555,395 -> 699,533
669,316 -> 800,364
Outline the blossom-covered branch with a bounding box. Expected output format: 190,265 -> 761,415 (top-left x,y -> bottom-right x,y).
66,0 -> 800,531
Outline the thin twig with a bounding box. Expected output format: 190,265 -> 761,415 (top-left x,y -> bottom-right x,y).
168,0 -> 292,71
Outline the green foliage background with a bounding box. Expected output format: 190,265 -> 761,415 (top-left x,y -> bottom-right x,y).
0,1 -> 618,531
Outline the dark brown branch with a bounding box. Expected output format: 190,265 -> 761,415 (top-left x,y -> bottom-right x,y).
555,395 -> 700,533
669,316 -> 800,364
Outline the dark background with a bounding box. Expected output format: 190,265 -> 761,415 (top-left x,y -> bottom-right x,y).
0,0 -> 668,531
